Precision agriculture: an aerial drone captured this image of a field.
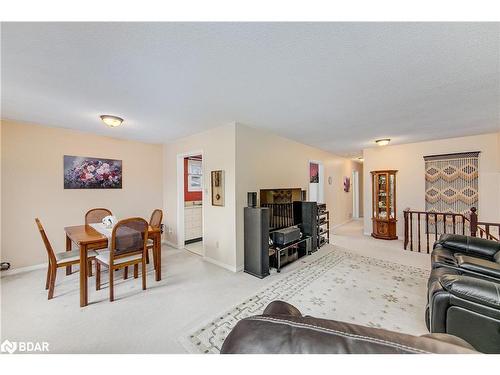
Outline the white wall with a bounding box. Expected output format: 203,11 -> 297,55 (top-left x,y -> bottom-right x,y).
163,123 -> 237,271
363,132 -> 500,237
235,124 -> 362,268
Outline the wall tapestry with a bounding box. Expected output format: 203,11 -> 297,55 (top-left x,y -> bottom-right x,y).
64,155 -> 122,189
424,151 -> 479,215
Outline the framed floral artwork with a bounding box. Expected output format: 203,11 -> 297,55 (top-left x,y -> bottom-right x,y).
64,155 -> 122,189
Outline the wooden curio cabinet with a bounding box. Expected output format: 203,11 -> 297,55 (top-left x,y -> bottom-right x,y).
371,170 -> 398,240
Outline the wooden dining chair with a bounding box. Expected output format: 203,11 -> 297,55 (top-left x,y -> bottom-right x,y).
146,209 -> 163,265
85,208 -> 113,225
95,217 -> 149,302
35,218 -> 98,300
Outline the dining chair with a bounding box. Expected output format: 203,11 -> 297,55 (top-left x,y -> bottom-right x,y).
83,208 -> 113,276
146,209 -> 163,265
95,217 -> 149,302
123,208 -> 163,278
35,218 -> 98,300
85,208 -> 113,225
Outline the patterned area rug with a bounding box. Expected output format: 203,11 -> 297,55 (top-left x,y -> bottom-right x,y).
180,247 -> 430,353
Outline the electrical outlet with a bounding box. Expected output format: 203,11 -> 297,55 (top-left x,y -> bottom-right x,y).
168,226 -> 173,234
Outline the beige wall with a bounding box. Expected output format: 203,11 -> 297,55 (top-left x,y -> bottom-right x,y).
363,132 -> 500,237
1,120 -> 163,269
235,124 -> 361,268
162,123 -> 237,270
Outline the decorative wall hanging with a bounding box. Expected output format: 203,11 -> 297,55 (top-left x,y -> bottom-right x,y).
64,155 -> 122,189
309,162 -> 319,183
211,170 -> 225,206
343,177 -> 350,192
424,151 -> 479,215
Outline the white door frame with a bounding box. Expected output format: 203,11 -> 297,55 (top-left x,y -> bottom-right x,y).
352,170 -> 359,219
176,150 -> 204,254
308,160 -> 324,203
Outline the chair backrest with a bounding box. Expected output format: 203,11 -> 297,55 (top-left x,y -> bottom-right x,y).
149,209 -> 163,229
85,208 -> 113,225
110,218 -> 149,262
35,218 -> 56,264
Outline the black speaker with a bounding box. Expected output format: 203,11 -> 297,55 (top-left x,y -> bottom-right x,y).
244,207 -> 270,278
247,192 -> 257,207
293,201 -> 318,251
301,190 -> 307,201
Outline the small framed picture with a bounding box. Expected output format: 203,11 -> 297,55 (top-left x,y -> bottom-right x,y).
211,170 -> 224,206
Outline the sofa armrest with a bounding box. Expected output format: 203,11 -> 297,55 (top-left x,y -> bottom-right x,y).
440,274 -> 500,310
434,234 -> 500,260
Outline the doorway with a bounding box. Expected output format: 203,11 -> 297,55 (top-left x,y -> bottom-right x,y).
177,151 -> 204,256
352,170 -> 360,219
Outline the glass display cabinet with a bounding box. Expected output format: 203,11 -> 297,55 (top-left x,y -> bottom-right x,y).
371,170 -> 398,240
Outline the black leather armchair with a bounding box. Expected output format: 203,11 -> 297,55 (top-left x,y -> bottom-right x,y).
221,301 -> 477,354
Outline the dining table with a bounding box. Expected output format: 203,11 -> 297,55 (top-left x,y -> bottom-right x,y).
64,224 -> 162,307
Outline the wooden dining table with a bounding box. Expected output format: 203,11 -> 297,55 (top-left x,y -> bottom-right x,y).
64,224 -> 162,307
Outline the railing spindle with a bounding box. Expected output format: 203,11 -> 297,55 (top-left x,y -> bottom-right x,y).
426,213 -> 429,253
417,213 -> 421,252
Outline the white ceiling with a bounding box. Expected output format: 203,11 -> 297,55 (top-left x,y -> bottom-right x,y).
2,22 -> 499,156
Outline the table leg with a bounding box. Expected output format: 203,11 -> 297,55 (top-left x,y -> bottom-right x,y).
277,249 -> 281,273
155,232 -> 161,281
66,235 -> 72,275
79,243 -> 88,307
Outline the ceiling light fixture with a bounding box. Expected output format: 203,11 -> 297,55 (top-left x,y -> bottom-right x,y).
375,138 -> 391,146
100,115 -> 124,128
358,157 -> 364,162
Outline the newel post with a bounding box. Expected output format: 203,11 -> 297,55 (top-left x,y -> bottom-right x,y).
403,208 -> 410,250
470,207 -> 478,237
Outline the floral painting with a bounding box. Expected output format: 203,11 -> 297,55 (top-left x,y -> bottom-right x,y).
64,155 -> 122,189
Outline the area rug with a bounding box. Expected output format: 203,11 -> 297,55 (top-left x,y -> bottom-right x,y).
180,247 -> 430,353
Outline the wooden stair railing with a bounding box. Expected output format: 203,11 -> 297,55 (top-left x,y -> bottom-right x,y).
403,207 -> 499,253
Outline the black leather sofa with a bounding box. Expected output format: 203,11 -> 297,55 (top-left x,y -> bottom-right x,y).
221,301 -> 477,354
427,234 -> 500,353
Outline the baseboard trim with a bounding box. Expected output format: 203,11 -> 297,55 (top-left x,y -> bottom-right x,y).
203,256 -> 239,273
331,219 -> 353,230
1,262 -> 47,277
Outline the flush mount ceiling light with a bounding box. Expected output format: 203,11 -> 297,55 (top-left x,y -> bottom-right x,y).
100,115 -> 124,128
375,138 -> 391,146
358,157 -> 364,162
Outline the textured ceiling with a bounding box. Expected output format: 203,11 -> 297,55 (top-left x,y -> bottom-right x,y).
2,22 -> 499,156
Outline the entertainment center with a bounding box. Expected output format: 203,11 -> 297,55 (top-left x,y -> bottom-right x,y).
243,188 -> 330,278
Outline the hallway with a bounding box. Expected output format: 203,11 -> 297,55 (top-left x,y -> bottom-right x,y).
331,219 -> 430,269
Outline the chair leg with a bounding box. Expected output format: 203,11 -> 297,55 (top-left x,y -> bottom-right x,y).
146,250 -> 150,264
48,265 -> 57,300
88,259 -> 93,277
133,264 -> 138,279
45,263 -> 51,290
123,266 -> 128,280
109,267 -> 114,302
141,259 -> 146,291
96,262 -> 101,291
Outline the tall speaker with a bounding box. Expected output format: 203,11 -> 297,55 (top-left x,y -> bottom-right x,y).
293,201 -> 318,251
244,207 -> 270,278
